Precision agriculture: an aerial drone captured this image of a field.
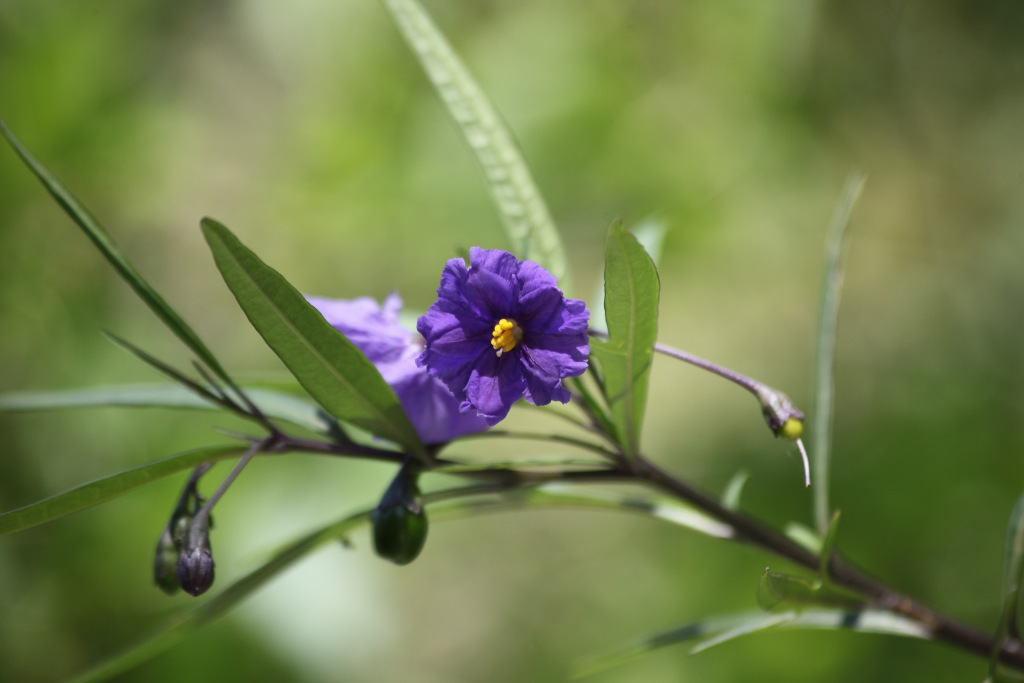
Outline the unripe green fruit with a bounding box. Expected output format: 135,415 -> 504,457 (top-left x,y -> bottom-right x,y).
153,527 -> 182,595
372,499 -> 428,566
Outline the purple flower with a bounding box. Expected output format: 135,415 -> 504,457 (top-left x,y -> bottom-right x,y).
416,248 -> 590,425
307,293 -> 489,445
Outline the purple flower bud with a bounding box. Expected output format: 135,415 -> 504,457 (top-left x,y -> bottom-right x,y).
176,544 -> 215,597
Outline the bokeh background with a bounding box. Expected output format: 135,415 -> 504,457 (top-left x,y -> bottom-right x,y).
2,1 -> 1023,681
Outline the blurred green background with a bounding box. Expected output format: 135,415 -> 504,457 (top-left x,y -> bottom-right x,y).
2,1 -> 1023,681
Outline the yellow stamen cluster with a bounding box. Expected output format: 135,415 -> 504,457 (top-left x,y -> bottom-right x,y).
490,318 -> 522,357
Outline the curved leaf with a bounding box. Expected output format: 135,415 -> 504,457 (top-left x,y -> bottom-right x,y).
590,221 -> 660,458
0,445 -> 241,536
812,172 -> 866,531
201,218 -> 427,462
380,0 -> 571,291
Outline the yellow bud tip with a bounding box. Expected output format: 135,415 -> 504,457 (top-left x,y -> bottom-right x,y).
490,318 -> 522,356
778,417 -> 803,441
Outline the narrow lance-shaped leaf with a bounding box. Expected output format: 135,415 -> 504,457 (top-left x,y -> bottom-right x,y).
0,120 -> 234,387
590,221 -> 660,458
0,384 -> 332,435
812,171 -> 865,532
380,0 -> 571,292
0,446 -> 241,537
200,218 -> 428,463
989,492 -> 1024,679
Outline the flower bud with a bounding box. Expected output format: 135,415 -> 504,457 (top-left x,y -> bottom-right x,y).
371,465 -> 428,566
153,527 -> 181,595
756,387 -> 805,438
176,520 -> 215,596
177,545 -> 215,596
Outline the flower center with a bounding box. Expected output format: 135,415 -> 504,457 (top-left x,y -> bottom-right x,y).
490,318 -> 523,357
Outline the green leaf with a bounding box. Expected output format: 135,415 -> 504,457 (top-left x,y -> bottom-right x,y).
379,0 -> 571,292
756,569 -> 822,612
756,567 -> 863,613
721,470 -> 750,511
990,492 -> 1024,678
811,171 -> 866,532
577,607 -> 931,678
0,445 -> 240,536
589,221 -> 660,458
589,216 -> 667,333
200,218 -> 428,462
0,384 -> 332,434
0,120 -> 233,387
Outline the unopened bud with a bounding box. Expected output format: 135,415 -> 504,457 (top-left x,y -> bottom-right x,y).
757,387 -> 811,487
153,527 -> 181,595
372,465 -> 428,566
757,387 -> 805,438
176,520 -> 215,596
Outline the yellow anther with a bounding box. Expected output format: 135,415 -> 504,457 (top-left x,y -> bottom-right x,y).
490,318 -> 522,357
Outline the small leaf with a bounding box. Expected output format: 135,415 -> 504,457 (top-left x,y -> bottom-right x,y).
200,218 -> 428,462
590,220 -> 660,458
757,568 -> 822,612
0,120 -> 234,387
756,567 -> 863,613
0,446 -> 240,537
379,0 -> 571,291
